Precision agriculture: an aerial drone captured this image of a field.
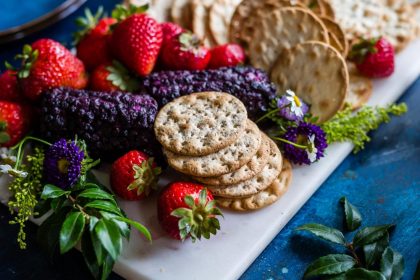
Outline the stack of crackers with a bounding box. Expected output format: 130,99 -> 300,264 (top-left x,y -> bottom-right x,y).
154,92 -> 292,211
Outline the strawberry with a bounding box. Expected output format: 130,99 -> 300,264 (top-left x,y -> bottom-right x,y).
208,43 -> 245,69
111,13 -> 163,76
13,39 -> 88,102
90,61 -> 140,92
157,182 -> 223,241
160,22 -> 184,45
0,70 -> 22,102
110,150 -> 161,200
161,32 -> 211,71
349,37 -> 395,78
0,101 -> 32,147
74,7 -> 117,70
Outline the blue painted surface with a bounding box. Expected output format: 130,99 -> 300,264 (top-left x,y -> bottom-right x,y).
0,0 -> 419,279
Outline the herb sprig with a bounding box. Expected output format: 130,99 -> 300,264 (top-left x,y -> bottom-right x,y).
296,197 -> 404,279
321,103 -> 407,153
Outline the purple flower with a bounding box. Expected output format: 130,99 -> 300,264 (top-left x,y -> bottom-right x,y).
282,122 -> 328,165
44,139 -> 84,189
276,90 -> 309,122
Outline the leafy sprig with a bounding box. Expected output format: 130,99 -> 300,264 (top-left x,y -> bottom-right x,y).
295,197 -> 404,279
73,7 -> 105,44
320,103 -> 407,153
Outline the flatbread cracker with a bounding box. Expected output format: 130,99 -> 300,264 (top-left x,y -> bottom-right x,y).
192,0 -> 217,46
208,139 -> 283,198
270,41 -> 348,123
193,133 -> 270,185
208,0 -> 242,45
320,16 -> 349,56
171,0 -> 193,29
346,63 -> 373,110
248,7 -> 330,72
164,120 -> 262,177
216,159 -> 292,211
154,92 -> 248,156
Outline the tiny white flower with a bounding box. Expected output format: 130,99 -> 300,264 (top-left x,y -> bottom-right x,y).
306,134 -> 318,163
285,89 -> 304,118
0,164 -> 12,174
0,164 -> 28,178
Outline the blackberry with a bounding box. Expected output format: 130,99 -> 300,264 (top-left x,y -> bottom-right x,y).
140,66 -> 277,118
40,87 -> 161,161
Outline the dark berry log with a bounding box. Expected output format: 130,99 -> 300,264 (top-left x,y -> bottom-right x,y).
40,87 -> 161,161
140,66 -> 277,118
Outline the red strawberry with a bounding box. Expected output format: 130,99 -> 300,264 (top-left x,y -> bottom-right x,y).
349,37 -> 395,78
157,182 -> 223,241
111,14 -> 163,76
160,22 -> 183,45
16,39 -> 88,101
90,61 -> 140,92
0,101 -> 32,147
75,8 -> 117,70
161,32 -> 211,71
208,44 -> 245,69
0,70 -> 22,102
111,150 -> 161,201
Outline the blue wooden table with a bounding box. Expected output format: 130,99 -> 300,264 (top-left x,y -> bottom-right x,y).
0,0 -> 419,279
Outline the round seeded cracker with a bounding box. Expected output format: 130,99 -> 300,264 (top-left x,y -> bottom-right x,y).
320,16 -> 349,56
192,0 -> 217,46
154,92 -> 248,156
207,139 -> 283,198
164,120 -> 261,177
192,133 -> 271,185
216,159 -> 292,211
270,41 -> 348,123
346,62 -> 373,110
248,7 -> 330,72
171,0 -> 193,30
208,0 -> 242,45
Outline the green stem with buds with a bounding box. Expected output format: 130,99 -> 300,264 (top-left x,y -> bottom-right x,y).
271,137 -> 308,149
10,136 -> 51,170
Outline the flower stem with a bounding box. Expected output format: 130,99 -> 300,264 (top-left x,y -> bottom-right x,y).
271,137 -> 308,149
346,243 -> 361,266
11,136 -> 51,170
255,108 -> 281,124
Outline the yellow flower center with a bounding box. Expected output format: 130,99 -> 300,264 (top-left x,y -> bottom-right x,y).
58,158 -> 70,174
294,95 -> 302,107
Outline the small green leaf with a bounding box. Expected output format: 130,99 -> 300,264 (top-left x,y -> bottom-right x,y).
94,219 -> 122,260
41,184 -> 69,199
340,197 -> 362,231
115,216 -> 152,242
364,233 -> 389,268
296,223 -> 346,245
81,231 -> 100,279
78,188 -> 115,201
0,132 -> 10,144
101,254 -> 115,280
100,211 -> 130,239
184,195 -> 195,208
380,247 -> 404,280
59,211 -> 86,254
353,225 -> 394,247
303,254 -> 356,279
91,230 -> 105,265
85,200 -> 122,216
171,208 -> 192,218
345,268 -> 386,280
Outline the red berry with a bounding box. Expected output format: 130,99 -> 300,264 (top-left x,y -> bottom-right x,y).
350,37 -> 395,78
160,22 -> 184,45
18,39 -> 88,102
76,17 -> 117,71
208,44 -> 245,69
111,14 -> 163,76
161,32 -> 211,71
111,150 -> 161,201
0,70 -> 22,102
90,61 -> 140,92
0,101 -> 32,147
157,182 -> 222,241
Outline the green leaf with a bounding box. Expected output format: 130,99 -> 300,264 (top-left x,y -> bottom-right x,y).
115,216 -> 152,242
340,197 -> 362,231
91,229 -> 105,265
345,268 -> 386,280
85,200 -> 122,216
353,225 -> 394,247
78,188 -> 115,201
41,184 -> 70,199
0,132 -> 10,143
184,195 -> 195,208
101,254 -> 115,280
59,211 -> 86,254
81,231 -> 100,279
304,254 -> 356,279
296,223 -> 346,245
37,209 -> 67,258
94,218 -> 123,260
380,247 -> 404,280
364,232 -> 389,268
100,211 -> 130,239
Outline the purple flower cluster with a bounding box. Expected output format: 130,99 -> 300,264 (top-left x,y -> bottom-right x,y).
43,139 -> 84,189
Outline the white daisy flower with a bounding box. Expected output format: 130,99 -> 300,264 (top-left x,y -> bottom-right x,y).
306,134 -> 318,163
285,89 -> 304,118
